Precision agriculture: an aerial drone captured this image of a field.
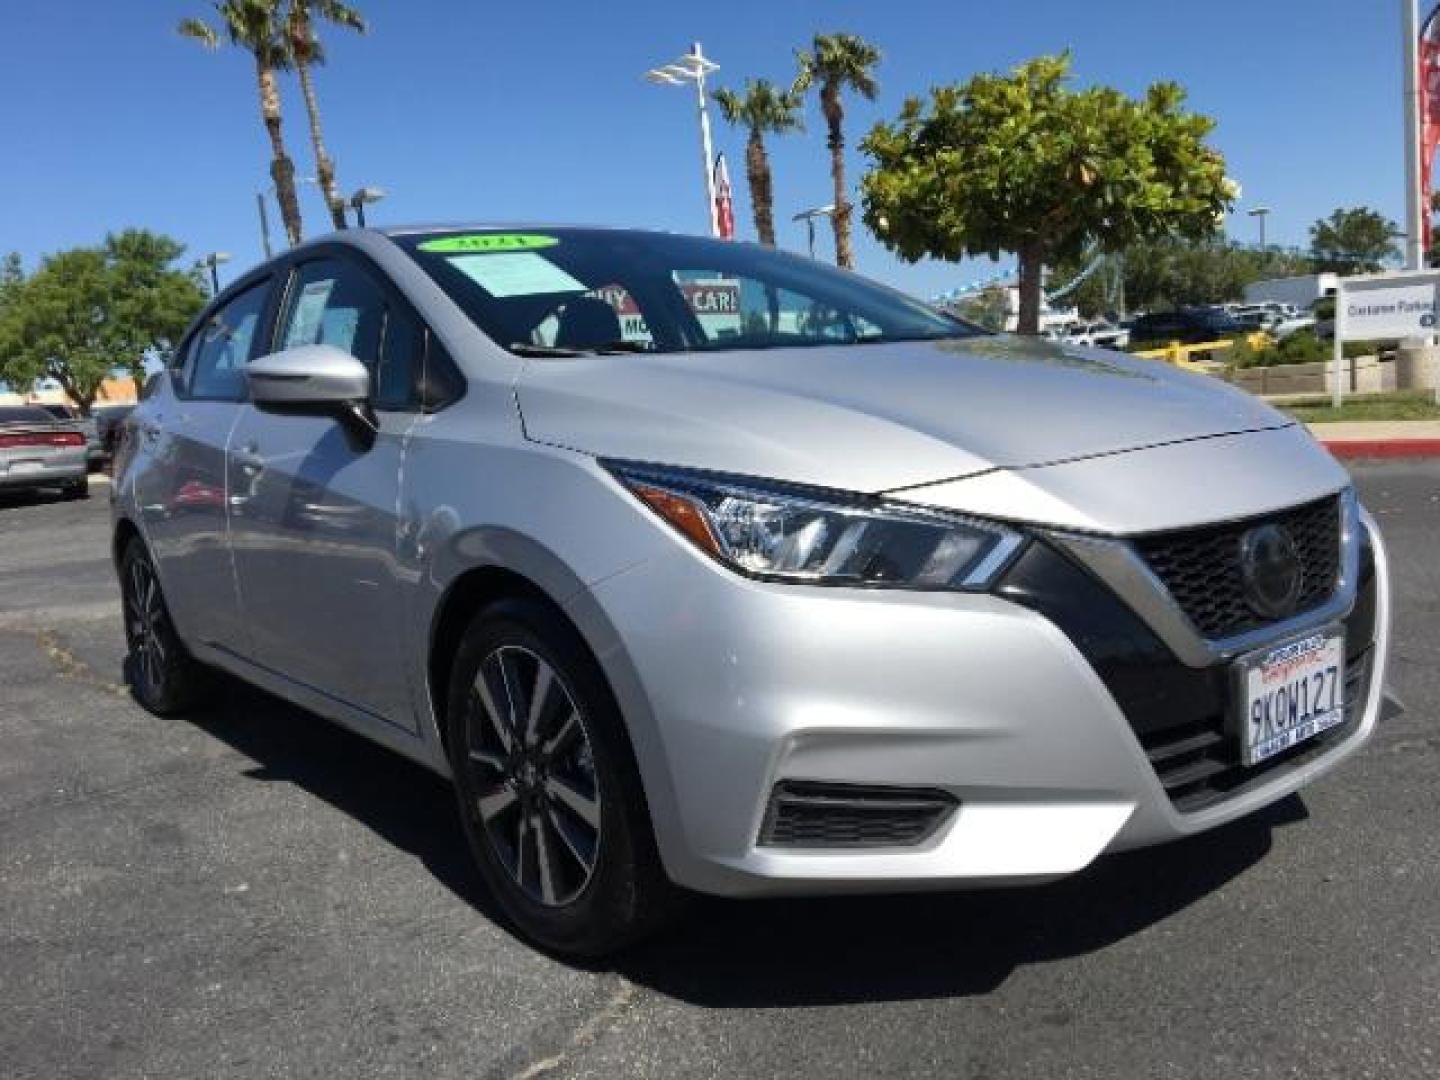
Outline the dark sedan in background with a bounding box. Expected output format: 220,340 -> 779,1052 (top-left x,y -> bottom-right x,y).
1128,308 -> 1247,346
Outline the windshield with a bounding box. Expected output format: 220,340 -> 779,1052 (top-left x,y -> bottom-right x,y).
394,229 -> 979,356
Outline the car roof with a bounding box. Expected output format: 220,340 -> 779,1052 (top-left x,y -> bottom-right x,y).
378,222 -> 664,239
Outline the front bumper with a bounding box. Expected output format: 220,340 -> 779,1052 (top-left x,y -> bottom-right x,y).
584,507 -> 1391,899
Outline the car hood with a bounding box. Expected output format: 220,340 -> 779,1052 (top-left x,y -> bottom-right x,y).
515,335 -> 1292,493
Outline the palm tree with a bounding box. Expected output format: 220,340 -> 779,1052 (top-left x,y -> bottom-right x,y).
792,33 -> 881,270
180,1 -> 304,246
713,80 -> 803,247
285,0 -> 366,231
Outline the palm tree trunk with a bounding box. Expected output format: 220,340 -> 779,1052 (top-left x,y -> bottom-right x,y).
256,60 -> 303,246
745,130 -> 776,246
821,86 -> 853,270
297,59 -> 347,230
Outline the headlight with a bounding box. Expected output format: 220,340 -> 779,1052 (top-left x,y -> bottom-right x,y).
608,463 -> 1024,590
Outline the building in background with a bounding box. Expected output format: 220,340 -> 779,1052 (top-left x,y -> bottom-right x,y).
1243,273 -> 1340,310
0,375 -> 140,409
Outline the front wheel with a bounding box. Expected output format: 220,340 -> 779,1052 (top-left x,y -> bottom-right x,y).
446,599 -> 675,957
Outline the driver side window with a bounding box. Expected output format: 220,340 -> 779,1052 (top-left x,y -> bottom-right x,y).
279,257 -> 417,411
184,282 -> 271,401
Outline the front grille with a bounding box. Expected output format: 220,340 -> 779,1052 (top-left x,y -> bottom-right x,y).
1135,495 -> 1341,640
759,782 -> 957,848
998,531 -> 1377,815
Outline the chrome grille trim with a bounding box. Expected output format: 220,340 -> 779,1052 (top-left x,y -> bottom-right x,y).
1049,488 -> 1360,668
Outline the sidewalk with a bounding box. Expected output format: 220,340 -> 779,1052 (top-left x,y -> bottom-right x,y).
1306,420 -> 1440,459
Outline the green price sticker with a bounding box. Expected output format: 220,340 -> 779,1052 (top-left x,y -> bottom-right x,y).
417,233 -> 560,253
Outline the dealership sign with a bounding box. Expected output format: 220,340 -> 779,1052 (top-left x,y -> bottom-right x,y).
593,280 -> 742,342
1338,270 -> 1440,341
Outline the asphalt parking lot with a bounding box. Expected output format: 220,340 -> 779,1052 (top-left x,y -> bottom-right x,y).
2,463 -> 1437,1080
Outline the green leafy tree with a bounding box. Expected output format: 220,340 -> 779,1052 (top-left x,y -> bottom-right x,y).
860,54 -> 1234,333
285,0 -> 367,231
0,253 -> 22,310
1054,239 -> 1317,316
948,284 -> 1010,332
0,231 -> 206,414
793,33 -> 881,269
1309,206 -> 1400,273
713,79 -> 804,246
180,1 -> 305,246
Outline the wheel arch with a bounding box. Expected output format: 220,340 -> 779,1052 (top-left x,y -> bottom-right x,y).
427,563 -> 564,753
422,530 -> 684,882
425,528 -> 643,759
112,515 -> 145,570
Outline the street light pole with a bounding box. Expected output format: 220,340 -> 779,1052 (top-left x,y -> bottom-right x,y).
1247,206 -> 1272,249
792,205 -> 836,259
646,43 -> 722,237
349,186 -> 386,228
198,252 -> 231,296
256,191 -> 273,259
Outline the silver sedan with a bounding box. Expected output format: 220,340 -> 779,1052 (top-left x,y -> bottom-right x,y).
0,406 -> 89,499
111,226 -> 1392,956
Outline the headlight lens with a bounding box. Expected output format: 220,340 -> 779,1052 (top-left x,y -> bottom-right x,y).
609,463 -> 1023,590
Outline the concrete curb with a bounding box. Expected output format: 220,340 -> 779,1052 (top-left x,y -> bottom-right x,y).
1321,439 -> 1440,459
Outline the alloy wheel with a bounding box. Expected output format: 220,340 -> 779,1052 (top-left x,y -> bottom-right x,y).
464,645 -> 602,907
124,557 -> 167,695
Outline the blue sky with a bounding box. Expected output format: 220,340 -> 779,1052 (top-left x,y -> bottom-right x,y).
0,0 -> 1409,299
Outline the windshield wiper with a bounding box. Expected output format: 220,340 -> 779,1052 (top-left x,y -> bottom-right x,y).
590,340 -> 660,354
509,340 -> 671,357
509,343 -> 588,357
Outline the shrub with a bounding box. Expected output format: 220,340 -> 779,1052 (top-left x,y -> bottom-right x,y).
1230,329 -> 1332,368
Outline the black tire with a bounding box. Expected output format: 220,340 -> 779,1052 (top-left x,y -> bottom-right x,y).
64,476 -> 89,500
119,539 -> 212,715
446,597 -> 676,957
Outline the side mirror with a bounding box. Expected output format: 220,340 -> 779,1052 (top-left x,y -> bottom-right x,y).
247,345 -> 370,413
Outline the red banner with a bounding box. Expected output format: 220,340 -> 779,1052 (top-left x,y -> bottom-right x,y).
1421,5 -> 1440,251
713,153 -> 736,240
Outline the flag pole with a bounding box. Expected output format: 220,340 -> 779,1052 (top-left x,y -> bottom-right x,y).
1405,0 -> 1425,270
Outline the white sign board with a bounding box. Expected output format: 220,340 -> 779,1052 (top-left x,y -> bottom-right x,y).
1329,269 -> 1440,409
1338,270 -> 1440,341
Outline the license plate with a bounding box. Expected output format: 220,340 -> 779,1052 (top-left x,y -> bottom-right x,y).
7,461 -> 43,475
1238,629 -> 1345,766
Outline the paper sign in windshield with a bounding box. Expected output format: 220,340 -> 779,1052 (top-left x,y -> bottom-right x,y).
284,279 -> 335,347
419,233 -> 559,253
448,252 -> 586,298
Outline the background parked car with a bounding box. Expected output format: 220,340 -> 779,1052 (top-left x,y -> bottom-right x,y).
1268,311 -> 1319,339
93,404 -> 135,463
1061,320 -> 1131,350
1128,308 -> 1246,346
37,403 -> 102,468
0,405 -> 89,499
1231,309 -> 1279,332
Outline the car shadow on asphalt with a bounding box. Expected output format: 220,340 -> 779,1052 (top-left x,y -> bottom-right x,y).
0,488 -> 76,510
163,669 -> 509,929
618,795 -> 1309,1007
167,669 -> 1308,1006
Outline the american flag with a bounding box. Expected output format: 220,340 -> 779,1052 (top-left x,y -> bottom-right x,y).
713,153 -> 736,240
